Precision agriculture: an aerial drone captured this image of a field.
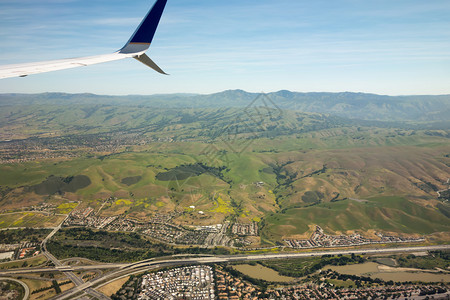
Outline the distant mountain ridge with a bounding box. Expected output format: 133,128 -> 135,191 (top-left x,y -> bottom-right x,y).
1,90 -> 449,122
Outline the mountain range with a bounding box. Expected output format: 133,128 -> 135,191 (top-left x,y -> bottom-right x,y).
1,90 -> 449,123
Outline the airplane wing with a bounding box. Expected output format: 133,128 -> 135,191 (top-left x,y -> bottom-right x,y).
0,0 -> 168,79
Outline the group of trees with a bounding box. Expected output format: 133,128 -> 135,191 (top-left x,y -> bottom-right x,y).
49,228 -> 232,263
395,251 -> 450,270
262,254 -> 366,278
0,228 -> 50,244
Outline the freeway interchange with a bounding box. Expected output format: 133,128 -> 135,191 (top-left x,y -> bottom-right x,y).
1,244 -> 449,300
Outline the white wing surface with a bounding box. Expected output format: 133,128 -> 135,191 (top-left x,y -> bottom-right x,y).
0,0 -> 168,79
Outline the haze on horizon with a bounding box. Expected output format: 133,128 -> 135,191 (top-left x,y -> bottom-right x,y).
0,0 -> 449,96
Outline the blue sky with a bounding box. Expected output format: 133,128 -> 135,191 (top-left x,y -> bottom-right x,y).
0,0 -> 449,95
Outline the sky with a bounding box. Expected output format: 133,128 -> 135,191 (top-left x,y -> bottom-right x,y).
0,0 -> 449,96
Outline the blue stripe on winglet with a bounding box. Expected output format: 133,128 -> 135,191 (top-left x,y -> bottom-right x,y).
129,0 -> 168,44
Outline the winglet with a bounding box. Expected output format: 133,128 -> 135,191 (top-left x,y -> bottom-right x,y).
119,0 -> 168,54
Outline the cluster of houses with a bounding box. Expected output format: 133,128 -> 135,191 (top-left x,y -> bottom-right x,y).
138,266 -> 215,300
0,131 -> 152,164
284,226 -> 425,249
65,208 -> 222,246
17,246 -> 39,259
65,208 -> 427,252
65,209 -> 117,229
264,284 -> 449,299
215,267 -> 259,300
231,222 -> 259,236
143,223 -> 211,245
129,264 -> 450,300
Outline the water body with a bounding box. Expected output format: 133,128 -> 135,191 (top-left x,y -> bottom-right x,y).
233,264 -> 296,282
329,262 -> 450,283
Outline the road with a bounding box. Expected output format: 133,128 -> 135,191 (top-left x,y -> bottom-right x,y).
0,277 -> 30,300
1,244 -> 448,300
39,212 -> 110,300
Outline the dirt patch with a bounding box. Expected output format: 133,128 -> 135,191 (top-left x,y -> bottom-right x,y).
98,277 -> 130,296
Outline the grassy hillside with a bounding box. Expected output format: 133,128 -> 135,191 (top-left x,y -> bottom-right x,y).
1,133 -> 448,240
261,196 -> 450,242
0,93 -> 449,244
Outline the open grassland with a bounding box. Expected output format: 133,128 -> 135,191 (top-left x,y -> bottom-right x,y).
22,278 -> 53,300
0,255 -> 47,270
22,278 -> 74,300
0,212 -> 66,229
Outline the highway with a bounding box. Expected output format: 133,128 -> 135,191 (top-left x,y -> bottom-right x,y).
1,244 -> 448,300
38,212 -> 110,300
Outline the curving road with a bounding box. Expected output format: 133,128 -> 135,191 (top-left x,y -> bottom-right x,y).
0,277 -> 29,300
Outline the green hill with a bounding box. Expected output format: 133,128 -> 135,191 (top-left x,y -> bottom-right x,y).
0,92 -> 449,244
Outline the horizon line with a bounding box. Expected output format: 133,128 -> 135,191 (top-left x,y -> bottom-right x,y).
1,89 -> 450,98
